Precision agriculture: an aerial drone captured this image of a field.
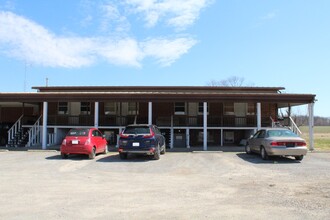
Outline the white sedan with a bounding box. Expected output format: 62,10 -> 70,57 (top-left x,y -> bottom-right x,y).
246,128 -> 308,161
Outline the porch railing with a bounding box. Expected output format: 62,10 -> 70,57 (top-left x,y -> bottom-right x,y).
7,115 -> 23,143
41,115 -> 276,128
289,116 -> 302,135
27,116 -> 42,147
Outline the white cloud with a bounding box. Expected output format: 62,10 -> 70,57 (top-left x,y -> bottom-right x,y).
141,37 -> 197,66
0,11 -> 196,68
0,11 -> 95,67
124,0 -> 212,30
99,3 -> 131,33
262,12 -> 276,20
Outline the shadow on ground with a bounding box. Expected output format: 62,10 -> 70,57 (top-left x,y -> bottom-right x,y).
97,153 -> 156,163
236,152 -> 302,164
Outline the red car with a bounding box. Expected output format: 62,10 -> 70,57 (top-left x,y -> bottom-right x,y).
60,128 -> 108,159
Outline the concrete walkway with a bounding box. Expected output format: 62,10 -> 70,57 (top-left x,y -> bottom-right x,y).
0,145 -> 245,152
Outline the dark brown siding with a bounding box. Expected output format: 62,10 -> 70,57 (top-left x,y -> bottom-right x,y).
0,107 -> 32,123
48,102 -> 58,115
209,102 -> 222,116
154,102 -> 174,116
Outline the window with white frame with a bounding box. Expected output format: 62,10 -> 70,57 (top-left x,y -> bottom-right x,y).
104,102 -> 117,115
174,102 -> 186,115
80,102 -> 91,115
128,102 -> 139,115
224,102 -> 234,115
247,103 -> 256,115
58,102 -> 68,115
198,102 -> 209,115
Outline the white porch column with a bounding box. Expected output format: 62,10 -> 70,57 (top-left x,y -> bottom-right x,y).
308,103 -> 314,151
186,128 -> 190,148
94,102 -> 99,128
148,102 -> 152,125
220,129 -> 223,147
116,127 -> 123,148
256,102 -> 261,130
170,115 -> 174,149
42,102 -> 48,150
203,102 -> 207,151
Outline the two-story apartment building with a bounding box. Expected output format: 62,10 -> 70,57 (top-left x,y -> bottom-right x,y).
0,86 -> 316,150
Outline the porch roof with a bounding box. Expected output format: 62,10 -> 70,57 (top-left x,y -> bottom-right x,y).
0,88 -> 316,107
32,86 -> 285,93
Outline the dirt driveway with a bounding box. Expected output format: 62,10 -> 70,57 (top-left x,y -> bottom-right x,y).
0,150 -> 329,219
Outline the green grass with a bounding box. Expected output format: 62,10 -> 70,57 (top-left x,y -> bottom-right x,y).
300,126 -> 330,151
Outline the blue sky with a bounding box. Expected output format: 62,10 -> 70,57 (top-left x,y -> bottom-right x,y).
0,0 -> 329,117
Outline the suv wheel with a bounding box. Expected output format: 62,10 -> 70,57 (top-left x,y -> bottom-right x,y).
160,143 -> 166,155
153,145 -> 160,160
119,152 -> 128,160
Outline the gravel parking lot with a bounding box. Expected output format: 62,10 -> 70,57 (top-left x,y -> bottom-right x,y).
0,149 -> 329,220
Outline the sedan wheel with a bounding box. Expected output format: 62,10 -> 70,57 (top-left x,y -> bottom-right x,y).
261,147 -> 269,160
295,155 -> 304,161
61,153 -> 68,159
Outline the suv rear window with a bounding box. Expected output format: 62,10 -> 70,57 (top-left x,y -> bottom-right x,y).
123,126 -> 150,135
67,129 -> 89,136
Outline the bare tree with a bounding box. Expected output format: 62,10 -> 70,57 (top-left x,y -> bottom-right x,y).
206,76 -> 253,87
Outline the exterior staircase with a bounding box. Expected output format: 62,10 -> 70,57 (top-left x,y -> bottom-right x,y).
7,115 -> 42,147
270,116 -> 302,135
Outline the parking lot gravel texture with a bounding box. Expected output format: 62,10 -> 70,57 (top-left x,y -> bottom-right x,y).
0,150 -> 329,220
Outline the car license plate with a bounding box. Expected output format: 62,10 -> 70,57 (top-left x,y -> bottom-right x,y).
72,140 -> 79,145
286,143 -> 295,147
133,142 -> 140,147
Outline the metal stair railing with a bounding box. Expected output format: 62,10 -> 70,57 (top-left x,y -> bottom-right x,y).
7,115 -> 24,147
289,116 -> 302,135
27,116 -> 42,147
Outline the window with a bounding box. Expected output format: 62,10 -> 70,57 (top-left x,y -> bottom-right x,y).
247,103 -> 256,115
224,103 -> 234,115
128,102 -> 139,115
81,102 -> 91,115
92,130 -> 102,137
224,131 -> 234,143
67,128 -> 89,136
175,102 -> 186,115
198,102 -> 209,114
105,102 -> 116,115
257,130 -> 266,138
58,102 -> 68,115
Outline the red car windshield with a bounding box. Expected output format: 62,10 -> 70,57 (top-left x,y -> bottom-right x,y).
67,129 -> 89,136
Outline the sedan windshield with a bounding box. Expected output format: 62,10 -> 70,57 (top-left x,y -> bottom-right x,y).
123,126 -> 150,135
67,129 -> 89,136
267,129 -> 298,137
